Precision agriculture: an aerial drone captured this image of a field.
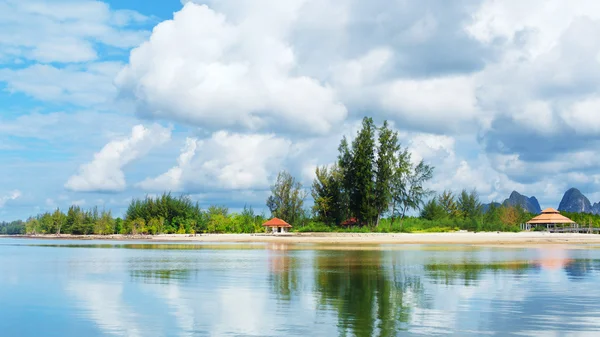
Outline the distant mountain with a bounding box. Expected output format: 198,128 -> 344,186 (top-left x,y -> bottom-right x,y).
558,188 -> 593,213
482,191 -> 541,214
502,191 -> 542,214
482,202 -> 501,213
593,202 -> 600,215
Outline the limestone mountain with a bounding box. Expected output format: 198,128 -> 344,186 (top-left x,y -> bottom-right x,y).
558,188 -> 593,213
593,202 -> 600,215
502,191 -> 542,214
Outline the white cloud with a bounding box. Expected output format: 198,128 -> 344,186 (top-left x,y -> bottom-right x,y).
137,137 -> 198,192
381,76 -> 478,132
66,124 -> 171,193
116,2 -> 347,135
0,62 -> 124,106
0,190 -> 21,208
0,0 -> 149,63
561,98 -> 600,134
139,131 -> 292,192
466,0 -> 600,57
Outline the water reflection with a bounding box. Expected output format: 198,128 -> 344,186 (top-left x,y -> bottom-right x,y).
424,261 -> 533,286
268,248 -> 300,301
131,269 -> 196,284
314,251 -> 424,337
5,241 -> 600,336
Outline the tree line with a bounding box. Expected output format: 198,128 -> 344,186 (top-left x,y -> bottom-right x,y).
14,194 -> 267,235
420,190 -> 533,232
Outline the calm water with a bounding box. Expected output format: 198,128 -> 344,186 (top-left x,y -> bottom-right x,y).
2,239 -> 600,336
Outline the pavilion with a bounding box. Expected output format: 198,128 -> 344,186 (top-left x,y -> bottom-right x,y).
523,208 -> 576,231
262,217 -> 292,234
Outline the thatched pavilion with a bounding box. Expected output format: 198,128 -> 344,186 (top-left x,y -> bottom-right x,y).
524,208 -> 576,231
262,217 -> 292,234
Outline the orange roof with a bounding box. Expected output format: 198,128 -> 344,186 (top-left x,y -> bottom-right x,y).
527,209 -> 575,224
541,208 -> 560,214
262,217 -> 292,227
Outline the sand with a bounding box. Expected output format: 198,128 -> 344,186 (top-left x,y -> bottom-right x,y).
5,232 -> 600,246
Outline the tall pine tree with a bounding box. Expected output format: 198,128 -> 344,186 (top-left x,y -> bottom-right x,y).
349,117 -> 377,225
374,121 -> 399,225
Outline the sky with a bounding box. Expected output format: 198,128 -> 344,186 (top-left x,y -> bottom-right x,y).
1,0 -> 600,220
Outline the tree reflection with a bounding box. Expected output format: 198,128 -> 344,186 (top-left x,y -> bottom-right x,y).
313,251 -> 424,337
130,269 -> 196,284
424,261 -> 533,286
268,244 -> 300,301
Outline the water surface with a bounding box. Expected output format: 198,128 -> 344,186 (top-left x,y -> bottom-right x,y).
1,238 -> 600,336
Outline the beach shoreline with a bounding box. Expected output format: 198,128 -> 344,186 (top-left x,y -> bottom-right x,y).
3,232 -> 600,245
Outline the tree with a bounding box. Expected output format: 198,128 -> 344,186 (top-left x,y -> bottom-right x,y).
130,218 -> 145,235
25,217 -> 39,234
115,218 -> 124,234
147,217 -> 165,235
266,171 -> 307,227
52,209 -> 66,235
374,121 -> 399,225
349,117 -> 377,225
311,165 -> 345,225
390,148 -> 412,224
38,212 -> 54,234
420,198 -> 446,221
457,189 -> 483,220
484,202 -> 501,225
337,136 -> 352,215
94,210 -> 115,235
65,206 -> 85,234
438,190 -> 459,218
499,206 -> 519,226
391,153 -> 434,222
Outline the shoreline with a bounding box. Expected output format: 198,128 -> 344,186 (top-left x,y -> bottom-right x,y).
3,232 -> 600,245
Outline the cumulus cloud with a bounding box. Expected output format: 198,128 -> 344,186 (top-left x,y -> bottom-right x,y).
138,131 -> 292,192
116,3 -> 347,135
65,124 -> 171,193
0,190 -> 21,208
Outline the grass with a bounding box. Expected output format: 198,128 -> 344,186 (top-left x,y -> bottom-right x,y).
293,218 -> 522,234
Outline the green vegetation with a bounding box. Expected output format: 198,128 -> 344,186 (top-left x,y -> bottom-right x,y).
12,194 -> 267,235
0,220 -> 25,235
312,117 -> 434,227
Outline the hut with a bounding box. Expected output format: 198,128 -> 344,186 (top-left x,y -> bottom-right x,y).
524,208 -> 576,231
262,217 -> 292,234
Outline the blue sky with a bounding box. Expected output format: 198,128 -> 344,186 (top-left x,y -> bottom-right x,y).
2,0 -> 600,220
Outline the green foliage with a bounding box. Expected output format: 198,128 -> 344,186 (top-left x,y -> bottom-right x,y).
295,222 -> 334,233
457,189 -> 483,220
438,190 -> 459,218
266,171 -> 307,227
125,193 -> 203,234
311,165 -> 345,225
0,220 -> 25,235
348,117 -> 377,225
392,158 -> 434,221
374,120 -> 400,225
420,198 -> 447,221
561,212 -> 600,228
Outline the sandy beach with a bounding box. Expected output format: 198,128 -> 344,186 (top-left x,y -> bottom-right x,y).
4,232 -> 600,246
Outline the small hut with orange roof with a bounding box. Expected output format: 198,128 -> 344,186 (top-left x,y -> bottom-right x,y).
262,217 -> 292,234
524,208 -> 576,231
